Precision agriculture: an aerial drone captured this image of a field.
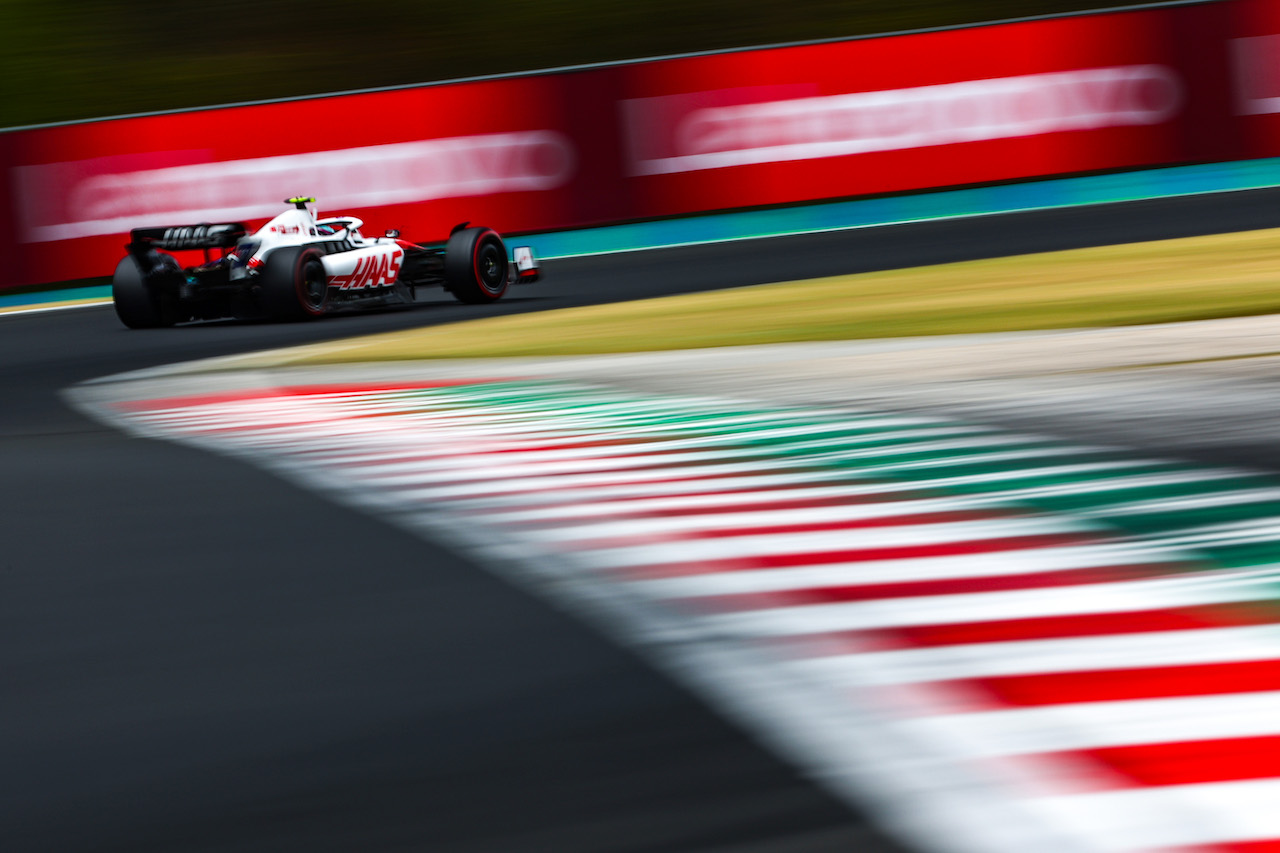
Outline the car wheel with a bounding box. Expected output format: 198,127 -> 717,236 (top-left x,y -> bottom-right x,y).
112,255 -> 178,328
262,247 -> 329,321
445,227 -> 509,304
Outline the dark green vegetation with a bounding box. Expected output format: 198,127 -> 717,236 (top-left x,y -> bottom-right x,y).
3,0 -> 1125,128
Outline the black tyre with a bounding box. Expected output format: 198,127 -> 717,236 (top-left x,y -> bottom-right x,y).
262,247 -> 329,321
112,255 -> 177,329
445,227 -> 509,304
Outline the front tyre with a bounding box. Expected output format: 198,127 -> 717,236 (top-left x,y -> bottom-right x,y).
112,255 -> 177,329
445,227 -> 509,304
262,247 -> 329,321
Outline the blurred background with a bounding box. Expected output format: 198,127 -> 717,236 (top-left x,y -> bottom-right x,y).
9,3 -> 1280,853
1,0 -> 1117,129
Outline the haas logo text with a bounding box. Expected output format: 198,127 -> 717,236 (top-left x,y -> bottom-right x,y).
329,250 -> 403,290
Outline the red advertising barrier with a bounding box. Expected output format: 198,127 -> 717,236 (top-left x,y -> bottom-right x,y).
1233,0 -> 1280,159
2,0 -> 1277,288
0,77 -> 604,288
614,4 -> 1236,216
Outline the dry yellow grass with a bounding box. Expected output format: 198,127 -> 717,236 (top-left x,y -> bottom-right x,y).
286,227 -> 1280,363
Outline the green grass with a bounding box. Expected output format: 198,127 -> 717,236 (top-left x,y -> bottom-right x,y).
276,227 -> 1280,363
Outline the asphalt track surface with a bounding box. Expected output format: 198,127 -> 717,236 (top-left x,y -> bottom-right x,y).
6,188 -> 1280,853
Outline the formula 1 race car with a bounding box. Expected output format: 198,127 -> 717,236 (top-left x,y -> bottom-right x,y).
111,197 -> 540,327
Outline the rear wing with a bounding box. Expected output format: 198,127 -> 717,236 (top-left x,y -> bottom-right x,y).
128,223 -> 248,252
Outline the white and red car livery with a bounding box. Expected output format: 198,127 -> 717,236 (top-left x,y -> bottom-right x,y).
325,248 -> 404,291
112,197 -> 539,328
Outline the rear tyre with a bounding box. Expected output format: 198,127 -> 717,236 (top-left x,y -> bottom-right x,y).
112,255 -> 177,329
445,227 -> 509,304
262,247 -> 329,321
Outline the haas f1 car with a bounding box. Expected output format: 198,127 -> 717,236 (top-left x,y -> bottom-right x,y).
112,197 -> 540,327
